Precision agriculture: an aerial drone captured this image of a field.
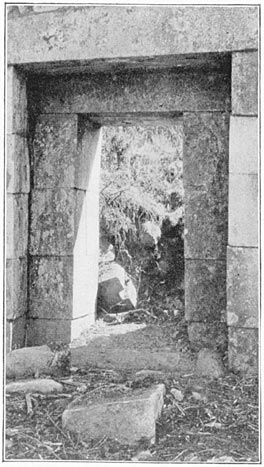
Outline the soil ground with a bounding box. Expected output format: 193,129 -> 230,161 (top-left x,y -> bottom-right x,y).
5,309 -> 259,462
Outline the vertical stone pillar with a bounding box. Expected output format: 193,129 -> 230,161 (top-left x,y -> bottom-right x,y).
6,66 -> 29,351
183,112 -> 229,351
228,51 -> 258,374
27,115 -> 101,345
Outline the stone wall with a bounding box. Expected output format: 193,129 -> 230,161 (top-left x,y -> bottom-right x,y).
227,51 -> 259,374
6,67 -> 29,351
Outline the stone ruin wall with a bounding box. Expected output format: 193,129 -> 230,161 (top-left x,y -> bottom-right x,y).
6,6 -> 259,374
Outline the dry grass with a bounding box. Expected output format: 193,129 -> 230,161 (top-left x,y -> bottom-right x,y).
5,367 -> 259,462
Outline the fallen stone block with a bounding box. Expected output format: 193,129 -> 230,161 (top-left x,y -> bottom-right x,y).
196,348 -> 225,378
139,221 -> 161,248
98,262 -> 137,312
6,378 -> 63,394
62,384 -> 165,445
6,345 -> 55,379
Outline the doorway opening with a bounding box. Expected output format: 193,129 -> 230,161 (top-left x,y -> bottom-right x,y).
75,113 -> 184,341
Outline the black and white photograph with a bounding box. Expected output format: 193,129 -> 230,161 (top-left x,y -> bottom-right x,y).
3,2 -> 261,463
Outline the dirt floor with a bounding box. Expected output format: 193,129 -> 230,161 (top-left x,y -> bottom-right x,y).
5,309 -> 259,462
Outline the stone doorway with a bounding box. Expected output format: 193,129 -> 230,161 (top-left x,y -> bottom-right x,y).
10,57 -> 231,355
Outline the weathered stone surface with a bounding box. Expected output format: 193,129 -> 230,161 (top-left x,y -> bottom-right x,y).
232,51 -> 258,116
185,260 -> 226,322
140,221 -> 161,248
228,327 -> 258,374
33,115 -> 78,189
6,316 -> 26,353
6,134 -> 30,193
29,256 -> 73,319
188,322 -> 228,353
6,258 -> 27,319
29,68 -> 230,115
30,189 -> 84,255
98,262 -> 137,312
185,188 -> 228,260
8,7 -> 258,65
62,384 -> 165,445
228,174 -> 258,247
26,317 -> 91,346
196,348 -> 225,378
229,116 -> 258,175
7,66 -> 27,135
6,345 -> 54,379
171,388 -> 184,401
71,344 -> 181,372
227,247 -> 258,328
6,379 -> 63,394
6,194 -> 28,258
183,112 -> 229,190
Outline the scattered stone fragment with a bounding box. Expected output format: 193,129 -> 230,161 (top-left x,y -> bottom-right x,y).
206,456 -> 235,463
6,378 -> 63,394
191,391 -> 207,402
62,384 -> 165,445
5,439 -> 14,450
6,345 -> 55,379
196,348 -> 225,378
171,388 -> 184,401
139,221 -> 161,248
131,449 -> 152,461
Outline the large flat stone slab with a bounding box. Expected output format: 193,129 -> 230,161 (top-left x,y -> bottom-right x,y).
70,323 -> 185,372
6,379 -> 63,394
62,384 -> 165,445
6,345 -> 55,379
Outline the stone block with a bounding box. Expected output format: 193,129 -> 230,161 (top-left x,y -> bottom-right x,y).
6,134 -> 30,193
227,247 -> 258,328
29,256 -> 73,319
30,189 -> 85,255
187,322 -> 228,353
183,112 -> 229,189
62,384 -> 165,445
26,318 -> 72,346
229,116 -> 258,175
7,66 -> 27,135
6,316 -> 26,353
232,51 -> 258,116
6,379 -> 63,394
185,260 -> 226,322
185,188 -> 228,259
6,258 -> 27,319
228,174 -> 258,247
30,67 -> 230,115
228,327 -> 258,375
6,345 -> 54,378
33,114 -> 78,189
8,6 -> 258,65
196,349 -> 225,378
6,194 -> 28,258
